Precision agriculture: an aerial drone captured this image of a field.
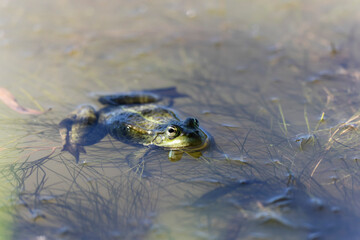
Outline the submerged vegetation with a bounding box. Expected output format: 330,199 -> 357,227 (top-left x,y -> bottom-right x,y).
1,0 -> 360,239
2,60 -> 360,239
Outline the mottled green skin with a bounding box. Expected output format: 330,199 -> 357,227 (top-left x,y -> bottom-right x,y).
100,104 -> 208,150
59,90 -> 209,162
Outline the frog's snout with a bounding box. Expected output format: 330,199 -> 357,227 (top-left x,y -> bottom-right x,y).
184,117 -> 199,128
186,130 -> 200,139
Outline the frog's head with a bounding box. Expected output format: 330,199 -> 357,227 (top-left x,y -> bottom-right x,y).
153,117 -> 209,150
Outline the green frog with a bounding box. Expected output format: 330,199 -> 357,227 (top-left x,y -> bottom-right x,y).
59,88 -> 209,163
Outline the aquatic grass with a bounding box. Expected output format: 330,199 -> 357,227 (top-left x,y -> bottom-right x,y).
0,117 -> 170,238
20,88 -> 45,112
0,153 -> 16,240
314,111 -> 325,132
277,102 -> 288,137
304,105 -> 311,135
1,62 -> 66,103
2,49 -> 360,239
1,0 -> 360,238
0,124 -> 54,239
8,151 -> 160,239
72,67 -> 110,90
4,95 -> 359,239
311,111 -> 360,177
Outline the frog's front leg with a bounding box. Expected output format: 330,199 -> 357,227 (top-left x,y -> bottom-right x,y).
168,150 -> 203,161
59,105 -> 107,163
168,150 -> 184,162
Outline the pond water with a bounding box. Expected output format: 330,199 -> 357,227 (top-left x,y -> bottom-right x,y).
1,0 -> 360,239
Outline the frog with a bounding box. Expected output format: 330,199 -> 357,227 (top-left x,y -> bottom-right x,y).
59,87 -> 209,163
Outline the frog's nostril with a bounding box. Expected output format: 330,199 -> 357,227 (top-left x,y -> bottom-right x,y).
184,118 -> 199,128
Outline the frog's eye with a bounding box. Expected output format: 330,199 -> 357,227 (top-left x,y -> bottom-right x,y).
166,125 -> 180,139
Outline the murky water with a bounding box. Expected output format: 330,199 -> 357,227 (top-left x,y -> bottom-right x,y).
1,0 -> 360,239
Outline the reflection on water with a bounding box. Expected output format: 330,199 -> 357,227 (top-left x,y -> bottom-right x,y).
1,0 -> 360,239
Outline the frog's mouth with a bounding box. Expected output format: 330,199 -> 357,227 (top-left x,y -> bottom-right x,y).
181,133 -> 210,151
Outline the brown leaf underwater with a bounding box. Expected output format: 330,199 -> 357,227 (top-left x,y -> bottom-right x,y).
0,87 -> 48,115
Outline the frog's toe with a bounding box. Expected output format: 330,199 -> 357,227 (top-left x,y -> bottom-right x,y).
61,143 -> 86,163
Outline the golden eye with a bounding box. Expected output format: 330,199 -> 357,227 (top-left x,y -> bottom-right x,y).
167,125 -> 179,139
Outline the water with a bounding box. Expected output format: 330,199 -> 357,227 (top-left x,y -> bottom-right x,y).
1,0 -> 360,239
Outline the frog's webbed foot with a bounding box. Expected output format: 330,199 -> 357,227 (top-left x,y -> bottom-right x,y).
98,92 -> 160,106
61,143 -> 86,163
97,87 -> 188,106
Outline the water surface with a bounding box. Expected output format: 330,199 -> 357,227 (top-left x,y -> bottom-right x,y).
1,0 -> 360,239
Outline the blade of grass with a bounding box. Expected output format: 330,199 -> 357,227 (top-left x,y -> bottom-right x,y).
278,102 -> 288,136
314,112 -> 325,131
20,88 -> 44,111
304,105 -> 311,134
